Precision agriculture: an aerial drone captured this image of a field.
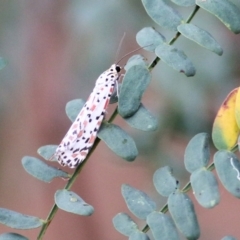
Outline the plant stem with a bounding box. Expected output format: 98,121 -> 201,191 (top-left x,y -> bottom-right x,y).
37,137 -> 101,239
148,5 -> 199,71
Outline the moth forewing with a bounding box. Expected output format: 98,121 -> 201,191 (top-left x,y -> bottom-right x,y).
53,64 -> 122,168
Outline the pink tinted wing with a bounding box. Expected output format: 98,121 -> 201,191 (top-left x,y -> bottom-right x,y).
55,81 -> 115,168
54,64 -> 120,168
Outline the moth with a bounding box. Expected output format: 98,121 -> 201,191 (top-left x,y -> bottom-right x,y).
53,64 -> 121,168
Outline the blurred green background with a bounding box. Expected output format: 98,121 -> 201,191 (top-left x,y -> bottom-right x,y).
0,1 -> 239,239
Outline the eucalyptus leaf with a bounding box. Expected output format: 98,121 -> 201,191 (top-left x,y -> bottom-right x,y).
170,0 -> 195,7
118,65 -> 151,117
112,213 -> 138,236
196,0 -> 240,34
168,192 -> 200,239
129,231 -> 150,240
141,0 -> 183,31
191,168 -> 220,208
22,156 -> 69,182
124,104 -> 158,131
98,122 -> 138,161
136,27 -> 166,52
0,208 -> 42,229
66,99 -> 85,122
55,190 -> 94,216
121,184 -> 156,220
147,211 -> 179,240
184,133 -> 210,173
214,151 -> 240,198
178,23 -> 223,56
153,166 -> 178,197
0,233 -> 28,240
155,43 -> 196,77
124,55 -> 147,71
221,236 -> 237,240
0,58 -> 7,71
37,145 -> 57,161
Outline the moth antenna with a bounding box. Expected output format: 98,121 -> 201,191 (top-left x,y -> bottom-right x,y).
114,32 -> 126,63
116,44 -> 153,65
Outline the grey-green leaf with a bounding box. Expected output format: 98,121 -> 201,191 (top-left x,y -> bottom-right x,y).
112,213 -> 138,236
121,184 -> 156,220
168,192 -> 200,239
178,23 -> 223,56
98,122 -> 138,161
124,55 -> 148,71
0,233 -> 28,240
22,156 -> 69,182
136,27 -> 166,52
214,151 -> 240,198
118,65 -> 151,117
196,0 -> 240,34
55,190 -> 94,216
153,166 -> 178,197
170,0 -> 195,7
141,0 -> 183,31
155,43 -> 196,77
0,208 -> 42,229
147,211 -> 179,240
66,99 -> 85,122
129,231 -> 150,240
124,104 -> 158,131
0,58 -> 7,71
37,145 -> 57,161
190,168 -> 220,208
184,133 -> 210,173
221,236 -> 237,240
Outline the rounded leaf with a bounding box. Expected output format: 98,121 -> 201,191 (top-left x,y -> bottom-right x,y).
121,184 -> 156,220
98,123 -> 138,161
141,0 -> 183,31
184,133 -> 210,173
22,156 -> 69,182
221,236 -> 237,240
124,104 -> 158,131
196,0 -> 240,34
0,208 -> 42,229
124,55 -> 148,71
129,231 -> 150,240
155,43 -> 196,77
136,27 -> 166,52
170,0 -> 195,7
147,212 -> 179,240
168,192 -> 200,239
178,23 -> 223,56
190,168 -> 220,208
212,88 -> 239,150
37,145 -> 57,161
0,233 -> 28,240
214,151 -> 240,198
118,65 -> 151,117
112,213 -> 138,237
153,166 -> 178,197
0,58 -> 7,71
55,190 -> 94,216
65,99 -> 85,122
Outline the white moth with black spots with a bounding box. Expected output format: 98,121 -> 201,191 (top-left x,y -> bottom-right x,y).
53,64 -> 121,168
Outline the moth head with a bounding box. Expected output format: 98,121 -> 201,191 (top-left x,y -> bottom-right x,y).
115,65 -> 121,73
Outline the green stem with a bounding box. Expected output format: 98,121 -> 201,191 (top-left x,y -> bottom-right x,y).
148,5 -> 199,71
37,137 -> 101,239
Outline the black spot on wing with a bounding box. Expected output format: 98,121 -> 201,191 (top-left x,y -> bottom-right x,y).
73,148 -> 79,153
